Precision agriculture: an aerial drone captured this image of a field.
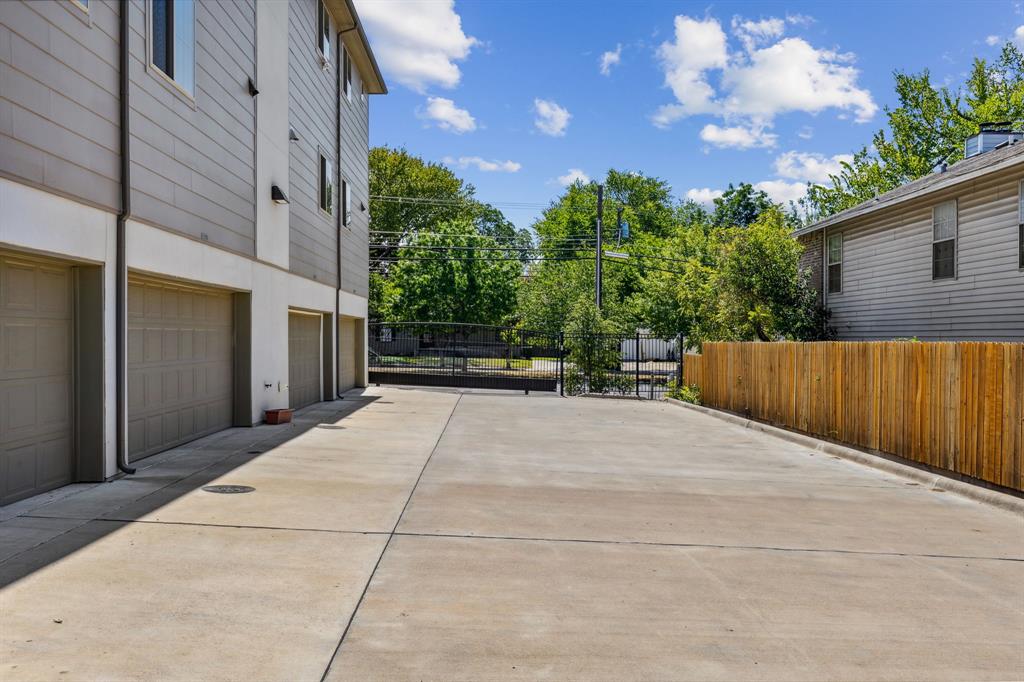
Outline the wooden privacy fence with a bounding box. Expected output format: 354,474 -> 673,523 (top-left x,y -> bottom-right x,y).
683,342 -> 1023,492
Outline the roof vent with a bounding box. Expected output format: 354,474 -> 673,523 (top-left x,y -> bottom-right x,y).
965,122 -> 1023,158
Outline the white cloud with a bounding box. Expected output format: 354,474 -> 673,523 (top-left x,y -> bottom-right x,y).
420,97 -> 476,133
1014,26 -> 1024,49
533,99 -> 571,136
599,44 -> 622,76
700,123 -> 777,149
557,168 -> 590,186
685,188 -> 724,205
653,16 -> 728,126
731,17 -> 784,52
986,35 -> 1001,46
358,0 -> 477,93
652,14 -> 876,139
754,179 -> 808,204
773,151 -> 853,183
785,13 -> 816,27
797,126 -> 814,139
443,156 -> 521,172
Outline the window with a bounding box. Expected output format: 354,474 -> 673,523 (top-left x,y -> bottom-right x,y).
319,153 -> 334,215
827,233 -> 843,294
317,0 -> 331,65
342,45 -> 352,99
932,200 -> 957,279
341,180 -> 351,226
69,0 -> 89,12
1019,180 -> 1024,269
150,0 -> 195,95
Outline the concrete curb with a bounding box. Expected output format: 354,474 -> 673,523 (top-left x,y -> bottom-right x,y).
664,398 -> 1024,517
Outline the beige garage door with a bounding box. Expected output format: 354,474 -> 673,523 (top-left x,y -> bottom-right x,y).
338,317 -> 358,392
288,312 -> 321,409
0,253 -> 74,506
127,277 -> 233,461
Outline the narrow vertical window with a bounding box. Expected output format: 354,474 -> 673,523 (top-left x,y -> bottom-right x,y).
150,0 -> 194,95
317,0 -> 331,64
342,180 -> 351,226
827,233 -> 843,294
319,154 -> 334,215
932,200 -> 957,279
342,45 -> 352,99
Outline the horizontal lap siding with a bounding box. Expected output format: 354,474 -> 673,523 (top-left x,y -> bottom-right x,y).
0,0 -> 120,210
827,171 -> 1024,341
127,0 -> 256,256
339,40 -> 369,299
684,342 -> 1024,492
288,0 -> 337,286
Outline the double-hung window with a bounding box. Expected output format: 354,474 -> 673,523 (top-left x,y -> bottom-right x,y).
932,200 -> 957,280
827,233 -> 843,294
1018,180 -> 1024,269
319,153 -> 334,215
317,0 -> 331,65
151,0 -> 195,96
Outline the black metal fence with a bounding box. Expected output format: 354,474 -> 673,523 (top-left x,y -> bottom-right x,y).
369,322 -> 683,399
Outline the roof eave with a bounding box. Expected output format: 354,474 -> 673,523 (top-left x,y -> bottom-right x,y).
328,0 -> 388,95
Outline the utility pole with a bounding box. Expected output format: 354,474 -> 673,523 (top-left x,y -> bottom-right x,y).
595,184 -> 603,309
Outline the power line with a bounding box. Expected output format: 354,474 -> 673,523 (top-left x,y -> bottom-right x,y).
370,195 -> 550,209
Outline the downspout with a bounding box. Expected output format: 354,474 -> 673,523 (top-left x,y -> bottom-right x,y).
116,2 -> 135,474
335,29 -> 343,398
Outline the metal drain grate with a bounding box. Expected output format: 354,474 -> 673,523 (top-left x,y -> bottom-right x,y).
247,450 -> 262,454
202,485 -> 255,494
315,424 -> 345,430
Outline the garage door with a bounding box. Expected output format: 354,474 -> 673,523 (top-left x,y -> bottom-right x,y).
288,312 -> 321,409
338,317 -> 358,392
0,253 -> 74,505
127,277 -> 233,461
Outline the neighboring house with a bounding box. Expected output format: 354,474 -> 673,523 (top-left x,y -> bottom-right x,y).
795,132 -> 1024,341
0,0 -> 386,505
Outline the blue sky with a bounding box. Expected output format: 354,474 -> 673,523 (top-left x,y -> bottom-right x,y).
358,0 -> 1017,228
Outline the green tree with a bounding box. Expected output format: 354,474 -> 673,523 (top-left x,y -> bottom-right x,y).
711,183 -> 775,228
562,297 -> 625,395
378,219 -> 521,326
803,43 -> 1024,220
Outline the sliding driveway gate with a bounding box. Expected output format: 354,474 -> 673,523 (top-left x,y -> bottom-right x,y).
369,323 -> 683,398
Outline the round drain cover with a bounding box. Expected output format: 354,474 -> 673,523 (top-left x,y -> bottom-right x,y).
202,485 -> 255,494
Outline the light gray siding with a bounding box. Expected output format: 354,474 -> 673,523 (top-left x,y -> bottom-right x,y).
0,0 -> 121,211
339,39 -> 370,298
127,0 -> 256,256
825,168 -> 1024,341
287,0 -> 338,285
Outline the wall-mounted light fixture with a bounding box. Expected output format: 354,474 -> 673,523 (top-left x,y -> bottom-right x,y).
271,185 -> 289,205
359,201 -> 366,212
247,77 -> 259,97
289,127 -> 299,142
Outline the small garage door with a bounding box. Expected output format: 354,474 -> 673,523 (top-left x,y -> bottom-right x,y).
288,311 -> 321,409
127,277 -> 233,460
338,316 -> 359,392
1,253 -> 74,506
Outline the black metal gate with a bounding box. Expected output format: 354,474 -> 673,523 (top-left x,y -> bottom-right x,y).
369,323 -> 683,399
369,323 -> 561,392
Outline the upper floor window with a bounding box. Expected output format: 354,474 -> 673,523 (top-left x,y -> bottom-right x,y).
151,0 -> 195,96
827,233 -> 842,294
69,0 -> 89,12
317,0 -> 331,65
1018,180 -> 1024,269
932,200 -> 957,280
342,45 -> 352,99
319,153 -> 334,215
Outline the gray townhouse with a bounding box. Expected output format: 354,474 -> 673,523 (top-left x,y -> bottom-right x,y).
0,0 -> 386,505
796,129 -> 1024,341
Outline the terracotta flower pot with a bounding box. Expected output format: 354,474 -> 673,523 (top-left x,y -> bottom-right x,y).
264,408 -> 293,425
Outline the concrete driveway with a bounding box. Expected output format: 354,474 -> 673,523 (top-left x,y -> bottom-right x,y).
1,388 -> 1022,681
